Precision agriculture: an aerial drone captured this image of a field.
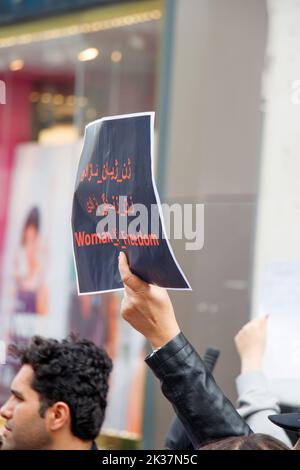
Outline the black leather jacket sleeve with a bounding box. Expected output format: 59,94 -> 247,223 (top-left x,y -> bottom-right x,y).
164,415 -> 194,450
145,332 -> 252,448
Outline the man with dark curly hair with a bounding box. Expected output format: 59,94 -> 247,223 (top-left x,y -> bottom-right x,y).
0,334 -> 112,450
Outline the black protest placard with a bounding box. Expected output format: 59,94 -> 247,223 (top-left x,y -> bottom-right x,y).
72,112 -> 191,293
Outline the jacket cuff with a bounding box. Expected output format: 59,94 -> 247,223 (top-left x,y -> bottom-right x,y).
145,332 -> 188,371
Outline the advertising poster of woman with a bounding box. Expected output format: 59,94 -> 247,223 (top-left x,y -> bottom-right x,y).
0,139 -> 146,436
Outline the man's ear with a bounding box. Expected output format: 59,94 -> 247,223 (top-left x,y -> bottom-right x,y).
46,402 -> 71,432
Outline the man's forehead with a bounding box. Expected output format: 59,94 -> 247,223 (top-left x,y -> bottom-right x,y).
11,364 -> 34,390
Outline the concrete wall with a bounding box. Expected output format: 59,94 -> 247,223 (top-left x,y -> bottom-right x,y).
153,0 -> 267,448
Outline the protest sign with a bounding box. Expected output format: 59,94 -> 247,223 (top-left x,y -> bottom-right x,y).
72,112 -> 191,293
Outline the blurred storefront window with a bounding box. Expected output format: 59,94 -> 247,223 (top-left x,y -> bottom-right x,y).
0,0 -> 162,141
0,0 -> 162,270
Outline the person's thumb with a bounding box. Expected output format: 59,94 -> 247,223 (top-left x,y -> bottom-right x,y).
118,251 -> 148,293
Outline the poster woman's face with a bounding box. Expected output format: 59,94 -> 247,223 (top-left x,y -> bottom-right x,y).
23,225 -> 39,262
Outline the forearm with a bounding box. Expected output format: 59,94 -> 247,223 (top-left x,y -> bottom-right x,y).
146,332 -> 252,448
236,371 -> 292,447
